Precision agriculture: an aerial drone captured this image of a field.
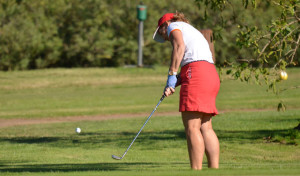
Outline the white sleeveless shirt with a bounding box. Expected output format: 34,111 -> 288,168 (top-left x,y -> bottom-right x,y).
167,22 -> 214,67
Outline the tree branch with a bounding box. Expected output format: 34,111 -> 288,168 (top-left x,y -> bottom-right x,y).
257,20 -> 298,61
295,10 -> 300,21
236,59 -> 255,63
279,86 -> 300,93
272,59 -> 282,69
257,31 -> 280,60
272,24 -> 299,48
289,34 -> 300,64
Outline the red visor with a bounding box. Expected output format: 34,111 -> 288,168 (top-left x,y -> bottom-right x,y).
153,13 -> 174,43
157,13 -> 174,27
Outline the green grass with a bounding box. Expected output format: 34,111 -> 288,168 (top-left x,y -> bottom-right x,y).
0,67 -> 299,175
0,110 -> 299,175
0,67 -> 299,119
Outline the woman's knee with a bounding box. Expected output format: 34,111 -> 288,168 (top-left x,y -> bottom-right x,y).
185,126 -> 201,137
200,115 -> 213,132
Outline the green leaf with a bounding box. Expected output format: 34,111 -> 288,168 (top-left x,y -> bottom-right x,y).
204,9 -> 208,20
268,51 -> 274,57
277,102 -> 286,112
234,71 -> 241,79
282,41 -> 286,50
252,0 -> 256,8
241,62 -> 248,69
243,0 -> 248,9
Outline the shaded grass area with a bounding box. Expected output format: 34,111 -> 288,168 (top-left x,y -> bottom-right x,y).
1,163 -> 299,176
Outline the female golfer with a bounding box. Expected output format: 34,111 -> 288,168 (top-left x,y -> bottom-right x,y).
153,12 -> 220,170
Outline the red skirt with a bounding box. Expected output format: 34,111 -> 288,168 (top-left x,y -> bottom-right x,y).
179,61 -> 220,116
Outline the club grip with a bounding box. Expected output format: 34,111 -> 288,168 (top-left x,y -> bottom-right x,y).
160,94 -> 166,101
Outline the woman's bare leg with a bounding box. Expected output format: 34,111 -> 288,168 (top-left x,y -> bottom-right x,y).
201,115 -> 219,168
182,112 -> 204,170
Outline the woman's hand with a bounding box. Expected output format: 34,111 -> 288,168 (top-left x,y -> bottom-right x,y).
164,87 -> 175,97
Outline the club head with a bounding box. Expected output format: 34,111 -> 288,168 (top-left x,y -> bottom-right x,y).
112,155 -> 122,160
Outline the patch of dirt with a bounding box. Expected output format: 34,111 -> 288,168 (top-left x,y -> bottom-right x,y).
1,108 -> 295,128
0,112 -> 181,128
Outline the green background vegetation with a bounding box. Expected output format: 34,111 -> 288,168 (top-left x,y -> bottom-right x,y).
1,0 -> 299,70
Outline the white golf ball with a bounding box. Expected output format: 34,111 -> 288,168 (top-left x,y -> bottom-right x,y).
75,127 -> 81,134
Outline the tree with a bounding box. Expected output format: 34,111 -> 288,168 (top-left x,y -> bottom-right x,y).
0,0 -> 298,71
0,0 -> 140,69
195,0 -> 300,111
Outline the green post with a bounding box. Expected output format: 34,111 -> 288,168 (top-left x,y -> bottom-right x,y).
137,4 -> 147,21
137,3 -> 147,67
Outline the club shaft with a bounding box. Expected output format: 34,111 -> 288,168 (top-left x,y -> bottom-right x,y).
120,95 -> 165,159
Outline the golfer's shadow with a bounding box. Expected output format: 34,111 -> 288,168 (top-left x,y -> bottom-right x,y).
0,162 -> 161,172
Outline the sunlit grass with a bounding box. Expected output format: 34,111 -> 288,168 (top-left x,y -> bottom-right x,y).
0,67 -> 299,119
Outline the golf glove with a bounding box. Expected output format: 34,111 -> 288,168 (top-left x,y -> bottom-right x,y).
165,75 -> 177,89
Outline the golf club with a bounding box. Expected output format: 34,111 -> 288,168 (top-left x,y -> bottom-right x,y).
112,95 -> 166,160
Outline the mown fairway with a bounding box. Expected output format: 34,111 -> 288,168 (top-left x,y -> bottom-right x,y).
0,67 -> 299,176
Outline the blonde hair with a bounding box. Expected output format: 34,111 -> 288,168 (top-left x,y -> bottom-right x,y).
171,11 -> 189,24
